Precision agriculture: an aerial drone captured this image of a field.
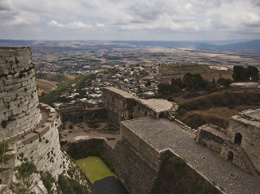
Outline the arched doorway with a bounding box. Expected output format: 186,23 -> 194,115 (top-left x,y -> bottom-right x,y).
234,133 -> 242,145
227,151 -> 234,161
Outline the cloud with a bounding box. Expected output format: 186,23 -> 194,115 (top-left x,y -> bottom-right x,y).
0,0 -> 260,40
0,0 -> 11,11
48,20 -> 65,28
48,20 -> 105,30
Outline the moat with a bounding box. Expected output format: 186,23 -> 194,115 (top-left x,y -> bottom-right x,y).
76,156 -> 128,194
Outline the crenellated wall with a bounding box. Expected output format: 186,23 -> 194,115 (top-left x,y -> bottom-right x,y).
0,47 -> 41,139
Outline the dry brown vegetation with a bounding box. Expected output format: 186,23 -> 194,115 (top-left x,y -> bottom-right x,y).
158,63 -> 233,83
175,88 -> 260,129
36,79 -> 56,96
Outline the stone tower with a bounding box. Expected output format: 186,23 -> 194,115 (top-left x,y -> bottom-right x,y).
0,47 -> 41,140
0,47 -> 63,191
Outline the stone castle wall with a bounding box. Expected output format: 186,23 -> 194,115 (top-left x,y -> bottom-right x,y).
196,111 -> 260,176
0,47 -> 64,188
15,103 -> 63,179
59,107 -> 107,123
196,124 -> 226,153
111,140 -> 157,194
102,87 -> 174,125
120,124 -> 161,171
102,88 -> 133,124
227,113 -> 260,174
0,47 -> 41,139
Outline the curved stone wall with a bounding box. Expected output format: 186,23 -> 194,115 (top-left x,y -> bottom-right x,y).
0,47 -> 41,140
15,103 -> 63,179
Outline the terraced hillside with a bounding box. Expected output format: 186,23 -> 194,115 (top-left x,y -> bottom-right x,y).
175,88 -> 260,129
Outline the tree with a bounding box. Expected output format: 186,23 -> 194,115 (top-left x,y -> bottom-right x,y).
232,65 -> 259,82
217,78 -> 233,87
232,66 -> 246,81
157,83 -> 172,96
171,78 -> 183,92
183,73 -> 209,91
247,66 -> 259,81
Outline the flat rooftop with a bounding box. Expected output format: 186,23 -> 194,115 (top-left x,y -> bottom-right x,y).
122,117 -> 260,194
104,87 -> 137,99
238,109 -> 260,122
233,109 -> 260,128
105,87 -> 174,112
139,99 -> 173,112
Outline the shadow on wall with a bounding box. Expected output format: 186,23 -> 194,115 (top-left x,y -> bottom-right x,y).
60,108 -> 107,123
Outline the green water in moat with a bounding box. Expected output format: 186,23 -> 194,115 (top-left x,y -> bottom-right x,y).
75,156 -> 116,184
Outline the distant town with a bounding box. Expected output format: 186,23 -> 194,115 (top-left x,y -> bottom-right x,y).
15,40 -> 256,108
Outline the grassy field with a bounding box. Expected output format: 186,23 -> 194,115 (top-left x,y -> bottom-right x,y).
76,156 -> 116,184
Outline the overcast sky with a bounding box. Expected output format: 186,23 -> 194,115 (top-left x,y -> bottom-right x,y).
0,0 -> 260,41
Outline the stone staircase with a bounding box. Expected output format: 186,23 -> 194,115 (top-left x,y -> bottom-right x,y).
224,141 -> 259,176
235,146 -> 259,176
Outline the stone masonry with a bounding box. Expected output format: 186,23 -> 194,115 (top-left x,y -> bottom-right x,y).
102,87 -> 177,124
0,47 -> 41,140
225,109 -> 260,174
0,48 -> 63,191
196,109 -> 260,176
101,87 -> 260,194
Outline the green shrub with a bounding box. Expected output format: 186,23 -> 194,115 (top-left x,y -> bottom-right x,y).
177,108 -> 187,116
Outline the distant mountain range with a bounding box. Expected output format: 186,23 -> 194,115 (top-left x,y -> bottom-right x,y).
217,40 -> 260,51
114,40 -> 260,51
0,39 -> 260,52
